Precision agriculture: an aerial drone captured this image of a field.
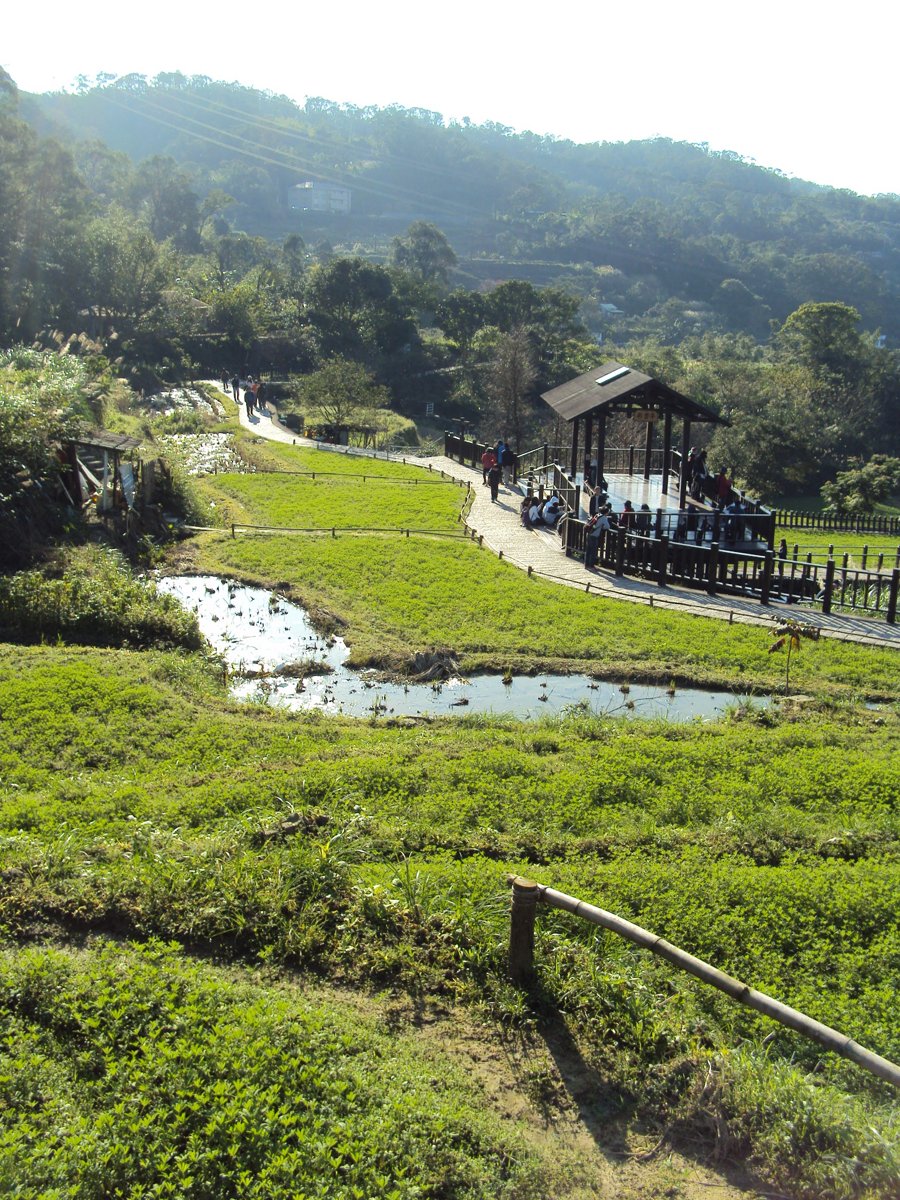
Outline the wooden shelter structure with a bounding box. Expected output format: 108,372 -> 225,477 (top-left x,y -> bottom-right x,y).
63,431 -> 142,512
541,362 -> 727,506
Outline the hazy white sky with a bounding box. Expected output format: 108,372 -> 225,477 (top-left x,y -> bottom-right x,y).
5,0 -> 897,196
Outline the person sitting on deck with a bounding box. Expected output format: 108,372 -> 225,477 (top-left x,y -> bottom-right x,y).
528,498 -> 543,527
635,503 -> 652,535
520,495 -> 536,527
541,493 -> 563,528
619,499 -> 635,534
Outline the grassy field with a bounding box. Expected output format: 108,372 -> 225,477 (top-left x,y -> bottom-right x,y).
0,639 -> 898,1197
775,526 -> 900,565
191,530 -> 900,699
2,430 -> 899,1199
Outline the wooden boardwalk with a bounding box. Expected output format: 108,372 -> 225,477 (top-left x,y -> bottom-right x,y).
227,391 -> 900,651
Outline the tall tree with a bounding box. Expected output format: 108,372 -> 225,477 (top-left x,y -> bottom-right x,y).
389,221 -> 457,286
486,326 -> 537,447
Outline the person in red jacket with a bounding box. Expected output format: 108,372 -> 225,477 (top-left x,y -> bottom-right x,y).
481,447 -> 496,484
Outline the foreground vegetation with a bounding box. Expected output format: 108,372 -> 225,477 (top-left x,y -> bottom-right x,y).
0,940 -> 544,1199
1,394 -> 898,1195
0,637 -> 897,1198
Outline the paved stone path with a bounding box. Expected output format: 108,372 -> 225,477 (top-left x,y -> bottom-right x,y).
218,383 -> 899,651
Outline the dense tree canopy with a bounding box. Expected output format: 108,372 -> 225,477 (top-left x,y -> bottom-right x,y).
0,71 -> 898,493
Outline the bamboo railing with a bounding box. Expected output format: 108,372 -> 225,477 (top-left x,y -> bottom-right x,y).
508,877 -> 900,1088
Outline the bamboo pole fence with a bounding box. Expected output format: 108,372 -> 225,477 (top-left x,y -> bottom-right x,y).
507,876 -> 900,1089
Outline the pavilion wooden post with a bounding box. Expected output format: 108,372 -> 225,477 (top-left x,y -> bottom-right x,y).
583,414 -> 594,484
596,413 -> 606,489
570,417 -> 580,479
643,417 -> 654,481
661,411 -> 673,495
679,421 -> 692,508
509,877 -> 539,983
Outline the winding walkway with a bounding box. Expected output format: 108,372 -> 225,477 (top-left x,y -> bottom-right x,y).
221,384 -> 900,651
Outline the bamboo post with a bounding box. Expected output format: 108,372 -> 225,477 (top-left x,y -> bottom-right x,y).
509,877 -> 539,983
529,881 -> 900,1088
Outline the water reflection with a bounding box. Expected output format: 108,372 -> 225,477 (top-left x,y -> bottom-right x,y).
157,576 -> 767,721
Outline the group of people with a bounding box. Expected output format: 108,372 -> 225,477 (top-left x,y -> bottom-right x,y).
222,371 -> 267,419
481,440 -> 518,502
520,492 -> 563,529
582,489 -> 654,569
684,449 -> 733,508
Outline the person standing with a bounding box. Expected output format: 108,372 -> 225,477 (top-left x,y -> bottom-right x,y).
487,461 -> 502,502
501,442 -> 516,487
715,468 -> 732,507
584,505 -> 612,569
230,373 -> 240,403
481,446 -> 496,485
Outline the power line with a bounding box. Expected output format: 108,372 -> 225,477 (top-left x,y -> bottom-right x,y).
101,88 -> 490,220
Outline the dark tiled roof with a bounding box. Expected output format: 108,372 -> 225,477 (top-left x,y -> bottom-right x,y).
541,362 -> 725,424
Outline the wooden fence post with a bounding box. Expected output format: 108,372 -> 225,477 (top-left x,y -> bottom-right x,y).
656,535 -> 669,587
822,557 -> 835,615
614,529 -> 626,577
509,876 -> 539,984
760,551 -> 774,606
707,542 -> 719,596
886,569 -> 900,625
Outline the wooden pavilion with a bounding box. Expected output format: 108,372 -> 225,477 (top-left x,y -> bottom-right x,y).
541,362 -> 727,506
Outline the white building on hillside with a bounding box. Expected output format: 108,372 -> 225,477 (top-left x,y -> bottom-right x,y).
291,182 -> 351,214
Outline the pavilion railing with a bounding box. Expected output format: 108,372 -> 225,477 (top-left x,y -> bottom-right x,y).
525,462 -> 581,522
601,446 -> 678,477
562,521 -> 900,622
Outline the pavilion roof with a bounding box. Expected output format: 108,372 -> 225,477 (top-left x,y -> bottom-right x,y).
541,362 -> 725,424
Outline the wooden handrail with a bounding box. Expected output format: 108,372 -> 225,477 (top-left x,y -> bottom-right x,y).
508,876 -> 900,1088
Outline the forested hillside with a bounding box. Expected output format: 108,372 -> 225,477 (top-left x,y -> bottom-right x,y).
2,67 -> 899,498
23,71 -> 900,336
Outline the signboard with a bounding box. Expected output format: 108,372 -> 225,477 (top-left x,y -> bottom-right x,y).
633,409 -> 658,422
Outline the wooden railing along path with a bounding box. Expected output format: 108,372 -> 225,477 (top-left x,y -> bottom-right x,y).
508,876 -> 900,1088
562,521 -> 900,623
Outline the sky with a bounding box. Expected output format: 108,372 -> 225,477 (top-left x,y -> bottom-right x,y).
4,0 -> 897,197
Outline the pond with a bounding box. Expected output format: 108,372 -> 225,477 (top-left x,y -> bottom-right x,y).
156,576 -> 769,721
